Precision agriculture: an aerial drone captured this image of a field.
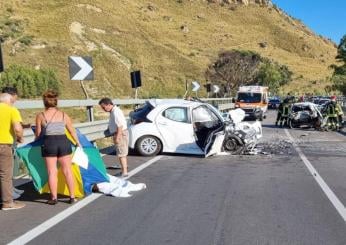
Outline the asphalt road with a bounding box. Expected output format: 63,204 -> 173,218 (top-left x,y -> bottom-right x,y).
1,110 -> 346,245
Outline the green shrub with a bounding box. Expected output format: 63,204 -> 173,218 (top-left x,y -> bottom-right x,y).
18,35 -> 33,46
0,65 -> 61,98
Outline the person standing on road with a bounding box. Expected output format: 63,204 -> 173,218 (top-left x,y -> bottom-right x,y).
1,87 -> 27,199
99,97 -> 129,177
35,90 -> 81,205
276,98 -> 290,127
327,95 -> 344,130
2,86 -> 31,129
0,93 -> 25,210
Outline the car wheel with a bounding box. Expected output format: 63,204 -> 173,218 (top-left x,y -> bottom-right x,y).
135,135 -> 162,156
259,113 -> 264,121
289,120 -> 298,129
223,136 -> 244,155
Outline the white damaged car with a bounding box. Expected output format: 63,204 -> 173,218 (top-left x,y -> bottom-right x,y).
128,99 -> 262,157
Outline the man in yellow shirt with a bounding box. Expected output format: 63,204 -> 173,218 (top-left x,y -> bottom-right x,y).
0,92 -> 25,210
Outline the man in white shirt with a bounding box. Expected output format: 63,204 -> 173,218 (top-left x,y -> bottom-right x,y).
99,98 -> 129,176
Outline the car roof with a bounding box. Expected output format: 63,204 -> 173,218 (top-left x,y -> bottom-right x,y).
293,102 -> 316,107
147,99 -> 203,108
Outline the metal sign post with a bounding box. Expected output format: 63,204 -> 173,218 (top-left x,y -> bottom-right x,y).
135,88 -> 139,100
0,42 -> 4,73
205,83 -> 211,98
80,80 -> 89,99
183,80 -> 189,99
68,55 -> 94,122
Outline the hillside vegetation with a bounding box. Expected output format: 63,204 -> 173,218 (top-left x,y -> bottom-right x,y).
0,0 -> 337,98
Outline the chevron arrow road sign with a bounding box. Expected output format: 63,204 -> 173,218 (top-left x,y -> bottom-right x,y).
69,56 -> 94,80
191,81 -> 200,92
212,85 -> 220,94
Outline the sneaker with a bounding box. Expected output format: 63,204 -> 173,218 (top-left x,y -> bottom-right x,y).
2,201 -> 25,210
13,187 -> 24,195
13,190 -> 21,200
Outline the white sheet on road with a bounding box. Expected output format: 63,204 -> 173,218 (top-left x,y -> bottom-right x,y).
96,174 -> 146,198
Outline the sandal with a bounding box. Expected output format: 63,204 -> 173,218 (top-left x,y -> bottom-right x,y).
47,198 -> 58,205
69,197 -> 77,204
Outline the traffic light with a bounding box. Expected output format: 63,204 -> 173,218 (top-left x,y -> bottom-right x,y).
130,70 -> 142,88
205,83 -> 211,92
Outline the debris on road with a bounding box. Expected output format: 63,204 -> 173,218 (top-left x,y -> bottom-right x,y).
256,139 -> 294,155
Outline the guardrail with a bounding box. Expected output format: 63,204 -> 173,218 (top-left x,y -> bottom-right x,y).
14,98 -> 234,177
18,98 -> 234,145
21,120 -> 110,146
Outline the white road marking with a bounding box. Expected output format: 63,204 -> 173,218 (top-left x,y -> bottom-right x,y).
8,155 -> 163,245
285,129 -> 346,222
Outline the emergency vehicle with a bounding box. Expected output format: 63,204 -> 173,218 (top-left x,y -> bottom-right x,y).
234,86 -> 269,121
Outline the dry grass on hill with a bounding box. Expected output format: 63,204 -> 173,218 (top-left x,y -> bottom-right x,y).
0,0 -> 337,98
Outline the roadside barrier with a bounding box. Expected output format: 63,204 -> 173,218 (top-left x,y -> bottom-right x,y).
13,98 -> 234,177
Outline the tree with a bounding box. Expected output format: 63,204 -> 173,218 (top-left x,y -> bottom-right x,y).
257,61 -> 292,93
331,34 -> 346,95
205,50 -> 292,95
0,64 -> 60,98
205,50 -> 262,95
336,35 -> 346,63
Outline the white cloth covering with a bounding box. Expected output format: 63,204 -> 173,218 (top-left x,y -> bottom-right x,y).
96,174 -> 146,198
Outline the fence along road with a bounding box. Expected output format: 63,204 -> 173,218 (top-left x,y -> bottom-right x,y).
14,98 -> 234,176
16,98 -> 234,145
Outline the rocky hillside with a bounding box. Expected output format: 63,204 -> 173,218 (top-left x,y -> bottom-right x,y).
0,0 -> 337,98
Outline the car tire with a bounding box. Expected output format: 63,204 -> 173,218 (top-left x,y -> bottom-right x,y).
289,120 -> 298,129
223,136 -> 244,155
259,113 -> 264,121
135,135 -> 162,157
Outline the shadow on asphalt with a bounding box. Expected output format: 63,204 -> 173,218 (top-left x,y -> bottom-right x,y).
13,182 -> 50,204
261,124 -> 279,129
14,182 -> 84,204
336,129 -> 346,137
162,152 -> 204,158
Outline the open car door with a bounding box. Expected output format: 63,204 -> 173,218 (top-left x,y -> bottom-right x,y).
192,105 -> 225,157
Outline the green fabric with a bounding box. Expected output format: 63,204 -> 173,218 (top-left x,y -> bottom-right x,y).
17,146 -> 48,191
84,147 -> 109,181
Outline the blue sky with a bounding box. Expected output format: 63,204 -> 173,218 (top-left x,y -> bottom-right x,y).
271,0 -> 345,44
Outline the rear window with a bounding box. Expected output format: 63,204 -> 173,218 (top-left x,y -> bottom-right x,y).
130,102 -> 154,124
292,105 -> 311,112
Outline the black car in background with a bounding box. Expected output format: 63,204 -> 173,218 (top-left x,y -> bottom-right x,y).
268,98 -> 281,109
